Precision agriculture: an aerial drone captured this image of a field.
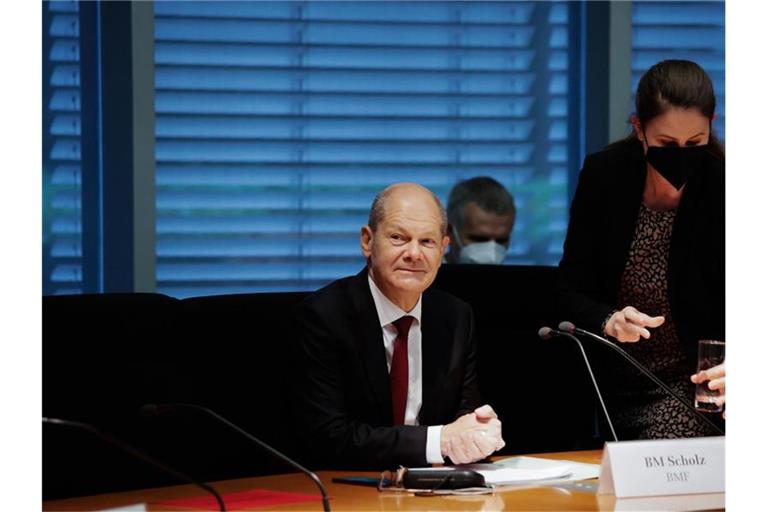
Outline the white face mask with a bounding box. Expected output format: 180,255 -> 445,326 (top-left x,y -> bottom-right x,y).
452,225 -> 507,264
458,240 -> 507,264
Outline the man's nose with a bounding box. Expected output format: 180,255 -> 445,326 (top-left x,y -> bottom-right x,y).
403,240 -> 423,260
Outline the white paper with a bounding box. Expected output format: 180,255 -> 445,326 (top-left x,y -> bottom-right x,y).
494,456 -> 600,480
461,462 -> 572,485
494,455 -> 601,481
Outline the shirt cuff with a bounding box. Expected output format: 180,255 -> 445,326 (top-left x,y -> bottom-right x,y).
425,425 -> 444,464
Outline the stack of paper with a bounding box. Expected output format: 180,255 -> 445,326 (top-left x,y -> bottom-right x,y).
461,455 -> 600,486
462,461 -> 572,485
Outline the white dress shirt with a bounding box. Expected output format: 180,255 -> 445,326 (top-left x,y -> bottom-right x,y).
367,273 -> 443,464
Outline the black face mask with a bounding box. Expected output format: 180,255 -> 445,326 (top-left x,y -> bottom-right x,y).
645,145 -> 710,190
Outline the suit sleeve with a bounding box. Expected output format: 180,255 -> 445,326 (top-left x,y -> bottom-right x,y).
455,305 -> 482,417
292,302 -> 430,470
558,156 -> 617,333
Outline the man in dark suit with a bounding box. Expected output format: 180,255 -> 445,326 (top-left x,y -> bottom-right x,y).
293,183 -> 504,469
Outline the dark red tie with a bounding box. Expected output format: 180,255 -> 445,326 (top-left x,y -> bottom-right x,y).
390,316 -> 414,426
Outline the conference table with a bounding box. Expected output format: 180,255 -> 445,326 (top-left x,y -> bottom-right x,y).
43,449 -> 724,511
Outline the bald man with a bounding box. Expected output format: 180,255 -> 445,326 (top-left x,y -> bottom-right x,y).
293,183 -> 505,469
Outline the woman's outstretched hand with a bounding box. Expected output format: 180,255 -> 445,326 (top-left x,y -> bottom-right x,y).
604,306 -> 665,342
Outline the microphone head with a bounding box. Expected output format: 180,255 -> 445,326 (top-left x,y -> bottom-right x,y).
558,321 -> 576,333
538,326 -> 555,340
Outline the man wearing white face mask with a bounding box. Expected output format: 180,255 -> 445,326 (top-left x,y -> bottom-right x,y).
445,176 -> 516,265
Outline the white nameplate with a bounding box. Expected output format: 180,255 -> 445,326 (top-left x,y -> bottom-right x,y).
597,436 -> 724,498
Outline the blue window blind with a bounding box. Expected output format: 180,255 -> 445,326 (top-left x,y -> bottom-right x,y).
43,0 -> 83,295
154,1 -> 571,297
632,1 -> 725,138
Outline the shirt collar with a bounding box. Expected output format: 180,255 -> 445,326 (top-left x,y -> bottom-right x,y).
367,272 -> 422,328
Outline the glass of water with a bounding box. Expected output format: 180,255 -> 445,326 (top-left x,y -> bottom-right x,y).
694,340 -> 725,413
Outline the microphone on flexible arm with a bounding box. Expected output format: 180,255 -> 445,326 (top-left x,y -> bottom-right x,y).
42,417 -> 226,511
558,321 -> 725,436
140,403 -> 331,512
538,327 -> 618,442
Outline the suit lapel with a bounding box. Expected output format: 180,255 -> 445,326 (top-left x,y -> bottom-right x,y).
419,290 -> 450,424
348,268 -> 393,422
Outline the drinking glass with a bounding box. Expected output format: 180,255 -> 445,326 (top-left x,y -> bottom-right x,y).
694,340 -> 725,413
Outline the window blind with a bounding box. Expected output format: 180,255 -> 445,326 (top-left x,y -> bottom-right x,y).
43,0 -> 83,295
631,1 -> 725,138
154,1 -> 572,297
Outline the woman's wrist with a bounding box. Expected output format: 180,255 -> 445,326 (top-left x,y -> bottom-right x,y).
601,310 -> 618,336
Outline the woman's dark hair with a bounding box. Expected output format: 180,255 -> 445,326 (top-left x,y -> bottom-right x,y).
622,59 -> 724,159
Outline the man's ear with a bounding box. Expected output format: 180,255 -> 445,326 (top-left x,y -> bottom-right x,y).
441,235 -> 450,253
446,223 -> 455,242
360,225 -> 374,259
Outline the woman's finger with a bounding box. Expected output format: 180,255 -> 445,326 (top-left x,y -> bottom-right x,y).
705,363 -> 725,380
708,377 -> 725,390
690,370 -> 708,383
623,306 -> 664,328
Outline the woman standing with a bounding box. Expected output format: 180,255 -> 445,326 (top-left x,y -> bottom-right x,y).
559,60 -> 725,439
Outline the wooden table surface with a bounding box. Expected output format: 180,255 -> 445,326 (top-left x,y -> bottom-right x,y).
43,449 -> 724,511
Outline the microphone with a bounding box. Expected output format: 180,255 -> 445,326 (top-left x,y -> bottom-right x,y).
141,403 -> 331,512
538,327 -> 618,442
558,321 -> 724,436
43,417 -> 226,511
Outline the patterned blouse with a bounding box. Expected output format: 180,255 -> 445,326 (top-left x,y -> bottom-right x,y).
607,203 -> 713,439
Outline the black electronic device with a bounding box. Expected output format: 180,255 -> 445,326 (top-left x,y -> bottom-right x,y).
402,468 -> 486,490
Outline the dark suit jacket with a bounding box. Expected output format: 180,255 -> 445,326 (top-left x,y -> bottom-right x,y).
558,138 -> 725,364
292,268 -> 482,469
